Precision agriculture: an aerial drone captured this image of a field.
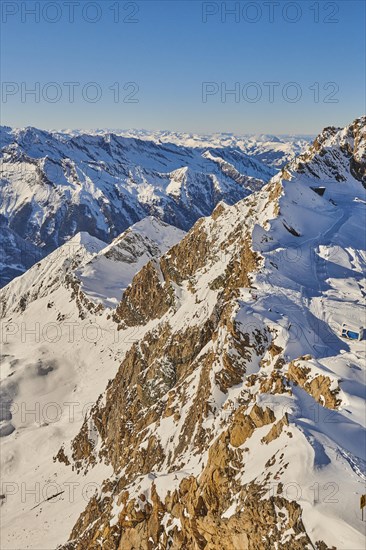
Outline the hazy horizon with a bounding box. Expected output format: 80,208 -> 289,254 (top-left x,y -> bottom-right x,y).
1,122 -> 319,138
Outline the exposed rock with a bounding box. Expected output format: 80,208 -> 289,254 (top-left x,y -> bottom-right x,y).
229,404 -> 275,448
261,415 -> 289,444
287,359 -> 342,409
115,260 -> 175,326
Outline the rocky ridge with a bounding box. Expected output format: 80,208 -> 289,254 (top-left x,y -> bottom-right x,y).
55,118 -> 366,549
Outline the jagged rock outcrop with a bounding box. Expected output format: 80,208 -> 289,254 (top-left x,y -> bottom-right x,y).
279,115 -> 366,186
286,357 -> 342,410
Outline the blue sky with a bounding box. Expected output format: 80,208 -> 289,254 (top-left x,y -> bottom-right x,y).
1,0 -> 365,134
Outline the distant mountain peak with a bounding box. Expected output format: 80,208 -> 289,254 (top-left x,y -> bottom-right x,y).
0,126 -> 279,286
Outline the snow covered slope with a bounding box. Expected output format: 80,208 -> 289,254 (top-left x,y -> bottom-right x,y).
0,218 -> 184,548
77,217 -> 185,308
0,242 -> 121,547
0,117 -> 365,550
0,231 -> 106,319
0,126 -> 274,286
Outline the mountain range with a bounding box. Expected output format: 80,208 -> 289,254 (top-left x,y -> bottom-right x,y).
0,127 -> 312,287
53,129 -> 312,169
0,116 -> 365,550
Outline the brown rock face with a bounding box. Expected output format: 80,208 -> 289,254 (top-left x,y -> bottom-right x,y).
266,180 -> 283,215
261,415 -> 289,444
224,238 -> 261,291
229,404 -> 275,448
115,219 -> 213,326
287,359 -> 342,409
114,260 -> 175,326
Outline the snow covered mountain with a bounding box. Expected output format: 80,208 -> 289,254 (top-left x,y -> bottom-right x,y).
0,231 -> 107,320
0,126 -> 274,286
0,117 -> 365,550
0,217 -> 184,320
55,128 -> 312,169
0,215 -> 45,287
76,217 -> 185,308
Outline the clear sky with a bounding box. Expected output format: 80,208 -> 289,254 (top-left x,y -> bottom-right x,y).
1,0 -> 365,134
